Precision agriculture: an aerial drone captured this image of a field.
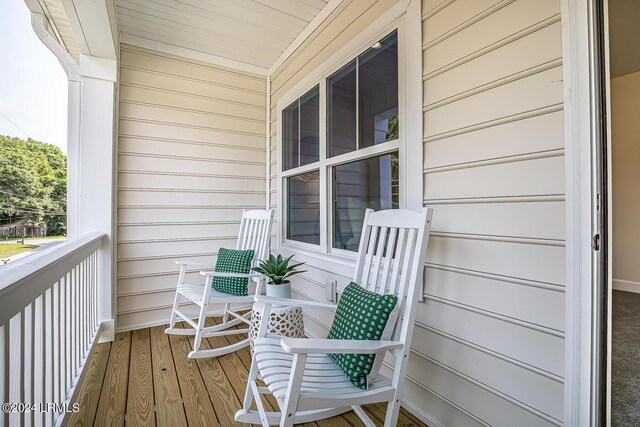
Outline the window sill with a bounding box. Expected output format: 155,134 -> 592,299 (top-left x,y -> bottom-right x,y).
278,242 -> 356,278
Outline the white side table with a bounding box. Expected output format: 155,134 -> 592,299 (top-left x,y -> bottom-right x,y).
249,305 -> 305,353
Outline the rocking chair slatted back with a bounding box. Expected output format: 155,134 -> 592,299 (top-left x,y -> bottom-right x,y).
235,209 -> 274,272
353,208 -> 432,341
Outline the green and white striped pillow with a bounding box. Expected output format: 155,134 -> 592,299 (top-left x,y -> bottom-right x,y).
211,248 -> 255,296
327,282 -> 398,390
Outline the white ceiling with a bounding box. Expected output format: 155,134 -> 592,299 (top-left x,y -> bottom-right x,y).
115,0 -> 331,74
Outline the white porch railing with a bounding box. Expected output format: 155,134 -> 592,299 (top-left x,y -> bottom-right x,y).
0,232 -> 106,427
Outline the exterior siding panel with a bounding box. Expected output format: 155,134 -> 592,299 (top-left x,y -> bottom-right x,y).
269,0 -> 565,425
116,44 -> 266,330
420,0 -> 565,425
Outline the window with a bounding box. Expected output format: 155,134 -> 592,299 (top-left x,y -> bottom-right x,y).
282,29 -> 401,252
287,170 -> 320,245
283,86 -> 319,171
328,31 -> 398,157
333,152 -> 399,251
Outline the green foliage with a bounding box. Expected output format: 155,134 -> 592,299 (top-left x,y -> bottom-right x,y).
0,135 -> 67,235
252,254 -> 306,285
385,115 -> 398,141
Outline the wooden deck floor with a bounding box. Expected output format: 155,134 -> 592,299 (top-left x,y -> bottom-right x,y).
68,319 -> 427,426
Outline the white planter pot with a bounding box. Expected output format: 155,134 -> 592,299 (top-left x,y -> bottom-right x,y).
266,281 -> 291,302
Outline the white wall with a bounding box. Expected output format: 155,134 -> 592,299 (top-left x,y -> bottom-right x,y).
270,0 -> 566,425
116,44 -> 266,330
420,2 -> 564,425
611,71 -> 640,293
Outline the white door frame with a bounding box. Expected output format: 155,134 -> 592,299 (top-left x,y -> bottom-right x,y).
562,0 -> 609,425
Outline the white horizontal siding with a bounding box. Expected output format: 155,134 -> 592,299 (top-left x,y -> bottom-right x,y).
116,44 -> 266,330
267,0 -> 565,425
419,0 -> 565,425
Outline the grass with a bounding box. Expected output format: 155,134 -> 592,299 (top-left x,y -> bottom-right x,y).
0,244 -> 38,259
2,235 -> 66,242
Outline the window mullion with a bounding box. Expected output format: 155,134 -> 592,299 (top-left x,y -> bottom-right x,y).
298,99 -> 301,168
319,78 -> 328,254
355,56 -> 359,151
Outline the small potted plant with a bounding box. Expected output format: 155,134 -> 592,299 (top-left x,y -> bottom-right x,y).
252,254 -> 306,299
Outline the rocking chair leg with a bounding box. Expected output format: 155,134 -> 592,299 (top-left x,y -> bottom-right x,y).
243,363 -> 259,410
168,291 -> 181,330
384,395 -> 402,427
280,353 -> 307,427
168,266 -> 187,330
193,296 -> 209,353
223,302 -> 230,324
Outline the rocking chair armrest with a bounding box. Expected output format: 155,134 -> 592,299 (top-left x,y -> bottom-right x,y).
280,338 -> 404,354
199,271 -> 264,279
175,261 -> 216,269
254,295 -> 337,311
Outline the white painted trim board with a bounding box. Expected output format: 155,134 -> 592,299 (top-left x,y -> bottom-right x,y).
612,279 -> 640,294
120,33 -> 269,76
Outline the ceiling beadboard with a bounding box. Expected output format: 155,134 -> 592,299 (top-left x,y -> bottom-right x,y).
115,0 -> 330,73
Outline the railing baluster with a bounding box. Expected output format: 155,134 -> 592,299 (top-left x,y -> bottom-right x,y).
65,272 -> 71,394
81,260 -> 85,355
70,267 -> 76,382
9,313 -> 21,426
30,302 -> 36,427
92,253 -> 95,333
46,288 -> 53,427
34,296 -> 44,427
94,252 -> 98,331
57,278 -> 63,405
54,282 -> 61,421
83,258 -> 88,352
23,305 -> 32,427
78,261 -> 83,361
59,275 -> 65,403
72,265 -> 82,378
1,324 -> 8,427
20,308 -> 26,427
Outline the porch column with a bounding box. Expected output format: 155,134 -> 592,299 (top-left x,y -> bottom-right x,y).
77,55 -> 117,342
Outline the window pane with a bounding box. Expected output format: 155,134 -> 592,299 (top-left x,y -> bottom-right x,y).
359,31 -> 398,148
299,86 -> 319,166
332,152 -> 399,251
282,101 -> 299,170
283,86 -> 319,170
287,170 -> 320,245
327,60 -> 357,157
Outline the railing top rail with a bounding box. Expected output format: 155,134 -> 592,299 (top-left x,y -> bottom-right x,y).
0,231 -> 105,326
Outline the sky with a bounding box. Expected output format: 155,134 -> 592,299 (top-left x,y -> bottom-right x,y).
0,0 -> 68,152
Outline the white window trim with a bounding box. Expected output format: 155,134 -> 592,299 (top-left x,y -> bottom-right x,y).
275,0 -> 423,274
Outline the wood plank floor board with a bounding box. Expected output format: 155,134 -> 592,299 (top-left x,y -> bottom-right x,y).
210,317 -> 284,414
340,410 -> 370,427
168,322 -> 220,426
127,328 -> 156,426
72,322 -> 428,427
193,319 -> 250,426
94,331 -> 132,427
149,325 -> 188,427
67,342 -> 111,426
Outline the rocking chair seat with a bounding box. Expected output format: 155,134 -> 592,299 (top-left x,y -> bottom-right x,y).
177,283 -> 255,306
254,337 -> 393,405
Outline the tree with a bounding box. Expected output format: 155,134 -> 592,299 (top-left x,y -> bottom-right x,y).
0,135 -> 67,235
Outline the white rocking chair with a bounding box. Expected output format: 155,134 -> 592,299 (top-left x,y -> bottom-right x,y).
236,207 -> 433,426
165,209 -> 274,359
